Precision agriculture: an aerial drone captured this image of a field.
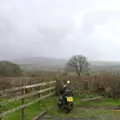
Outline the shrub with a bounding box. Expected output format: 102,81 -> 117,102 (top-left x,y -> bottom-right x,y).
0,61 -> 22,77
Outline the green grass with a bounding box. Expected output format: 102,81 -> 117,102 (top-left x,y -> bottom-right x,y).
74,93 -> 120,107
1,95 -> 120,120
1,97 -> 56,120
79,98 -> 120,107
4,102 -> 46,120
47,96 -> 120,119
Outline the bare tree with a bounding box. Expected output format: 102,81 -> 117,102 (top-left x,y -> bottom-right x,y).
65,55 -> 89,76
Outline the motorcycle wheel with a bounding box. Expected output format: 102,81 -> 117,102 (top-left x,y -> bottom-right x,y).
57,102 -> 63,112
65,103 -> 73,113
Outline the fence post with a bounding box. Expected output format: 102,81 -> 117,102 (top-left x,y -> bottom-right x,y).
20,98 -> 25,120
38,83 -> 41,103
20,86 -> 25,120
0,99 -> 2,120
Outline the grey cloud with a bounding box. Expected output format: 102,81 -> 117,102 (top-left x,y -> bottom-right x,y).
0,0 -> 120,61
0,0 -> 76,60
69,10 -> 120,61
80,11 -> 119,35
0,17 -> 12,35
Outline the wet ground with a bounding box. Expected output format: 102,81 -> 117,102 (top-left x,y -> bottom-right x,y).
40,107 -> 120,120
42,114 -> 98,120
41,113 -> 120,120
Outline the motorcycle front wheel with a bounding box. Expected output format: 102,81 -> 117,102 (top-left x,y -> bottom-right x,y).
65,103 -> 73,113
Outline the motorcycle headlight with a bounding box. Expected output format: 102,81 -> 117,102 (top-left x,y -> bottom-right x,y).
67,80 -> 70,84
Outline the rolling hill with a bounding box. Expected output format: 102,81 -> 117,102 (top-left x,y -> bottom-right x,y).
11,57 -> 67,71
10,57 -> 120,72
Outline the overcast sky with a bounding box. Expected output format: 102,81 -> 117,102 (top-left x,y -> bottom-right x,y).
0,0 -> 120,61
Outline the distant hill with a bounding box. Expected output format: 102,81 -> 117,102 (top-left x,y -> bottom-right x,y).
10,57 -> 120,72
11,57 -> 67,71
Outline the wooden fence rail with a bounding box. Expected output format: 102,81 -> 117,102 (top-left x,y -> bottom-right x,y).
1,86 -> 55,105
0,81 -> 56,93
0,80 -> 56,120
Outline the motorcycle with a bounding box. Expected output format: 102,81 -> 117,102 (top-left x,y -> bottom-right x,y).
57,82 -> 74,113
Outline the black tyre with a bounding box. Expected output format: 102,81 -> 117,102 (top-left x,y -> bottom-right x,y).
65,103 -> 73,113
57,101 -> 63,112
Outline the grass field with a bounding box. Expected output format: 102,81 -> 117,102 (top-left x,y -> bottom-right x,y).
1,95 -> 120,120
48,96 -> 120,120
1,97 -> 56,120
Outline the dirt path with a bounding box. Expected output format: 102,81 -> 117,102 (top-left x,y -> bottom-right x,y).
40,106 -> 120,120
35,103 -> 120,120
42,113 -> 98,120
41,112 -> 120,120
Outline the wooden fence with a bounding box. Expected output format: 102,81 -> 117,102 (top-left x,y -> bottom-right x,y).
0,80 -> 56,120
